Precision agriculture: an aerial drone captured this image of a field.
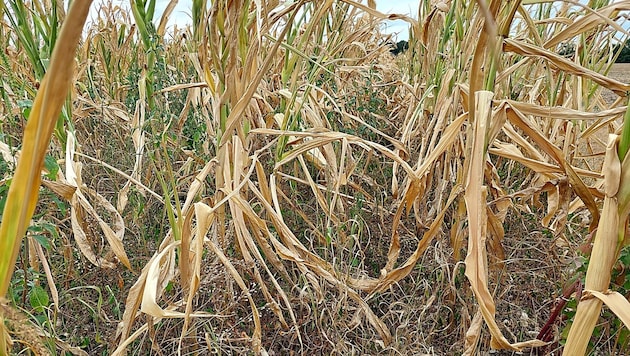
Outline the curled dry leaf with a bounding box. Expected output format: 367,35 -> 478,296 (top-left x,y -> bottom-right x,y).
64,133 -> 131,269
585,290 -> 630,331
464,91 -> 545,351
604,134 -> 621,197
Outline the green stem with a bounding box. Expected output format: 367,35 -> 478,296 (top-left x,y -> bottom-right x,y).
618,96 -> 630,160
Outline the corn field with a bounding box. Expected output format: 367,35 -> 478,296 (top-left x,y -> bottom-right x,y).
1,0 -> 630,354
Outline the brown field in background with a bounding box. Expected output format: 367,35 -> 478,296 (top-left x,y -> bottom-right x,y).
604,63 -> 630,104
609,63 -> 630,82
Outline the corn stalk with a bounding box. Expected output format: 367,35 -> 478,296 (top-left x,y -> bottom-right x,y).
562,104 -> 630,354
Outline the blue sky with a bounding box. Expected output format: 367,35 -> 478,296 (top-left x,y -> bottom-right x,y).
89,0 -> 417,40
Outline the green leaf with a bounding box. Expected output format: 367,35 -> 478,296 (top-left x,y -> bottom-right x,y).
29,285 -> 49,313
28,222 -> 58,246
43,154 -> 59,180
31,233 -> 51,250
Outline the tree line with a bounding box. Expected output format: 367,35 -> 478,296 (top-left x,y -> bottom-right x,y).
614,39 -> 630,63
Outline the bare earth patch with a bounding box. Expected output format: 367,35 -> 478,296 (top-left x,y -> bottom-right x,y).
602,63 -> 630,104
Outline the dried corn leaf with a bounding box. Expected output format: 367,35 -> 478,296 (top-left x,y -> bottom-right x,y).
414,112 -> 469,178
226,139 -> 292,331
604,134 -> 621,197
463,311 -> 484,356
41,179 -> 76,200
490,142 -> 601,179
0,141 -> 16,170
367,185 -> 461,294
113,323 -> 149,356
506,105 -> 600,230
179,208 -> 194,292
141,239 -> 213,318
232,195 -> 294,330
181,160 -> 216,214
504,39 -> 630,96
33,239 -> 59,313
84,187 -> 130,268
70,197 -> 116,269
586,290 -> 630,331
218,6 -> 298,147
507,100 -> 626,121
382,112 -> 468,270
542,182 -> 560,227
486,205 -> 506,269
255,171 -> 394,343
116,260 -> 152,350
61,129 -> 131,269
183,202 -> 215,334
197,204 -> 262,352
543,2 -> 630,50
253,128 -> 416,176
156,0 -> 178,36
465,91 -> 545,351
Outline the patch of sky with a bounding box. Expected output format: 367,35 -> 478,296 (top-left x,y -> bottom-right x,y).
88,0 -> 416,39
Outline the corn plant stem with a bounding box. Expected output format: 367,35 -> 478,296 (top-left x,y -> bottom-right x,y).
537,279 -> 581,343
563,196 -> 621,355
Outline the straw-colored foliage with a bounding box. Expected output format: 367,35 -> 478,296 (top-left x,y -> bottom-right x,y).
1,0 -> 630,354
